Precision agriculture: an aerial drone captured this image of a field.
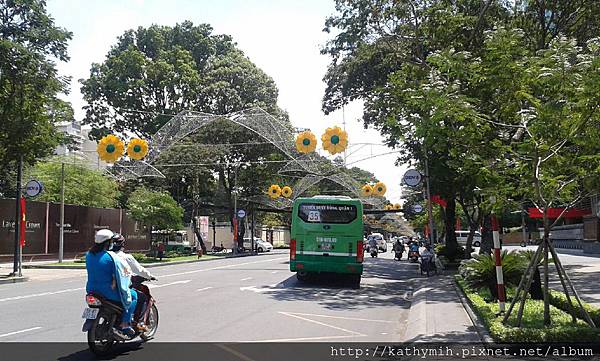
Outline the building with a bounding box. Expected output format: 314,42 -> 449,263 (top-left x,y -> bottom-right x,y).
54,121 -> 104,169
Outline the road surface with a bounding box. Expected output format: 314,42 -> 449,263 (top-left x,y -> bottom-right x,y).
0,250 -> 418,342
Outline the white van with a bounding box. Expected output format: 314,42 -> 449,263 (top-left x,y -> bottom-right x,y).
455,230 -> 482,247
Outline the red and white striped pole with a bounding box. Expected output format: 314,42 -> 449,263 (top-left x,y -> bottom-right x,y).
491,214 -> 506,313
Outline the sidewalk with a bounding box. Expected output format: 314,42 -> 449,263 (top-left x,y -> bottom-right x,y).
403,274 -> 484,342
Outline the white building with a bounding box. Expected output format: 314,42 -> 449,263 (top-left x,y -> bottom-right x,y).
54,121 -> 104,169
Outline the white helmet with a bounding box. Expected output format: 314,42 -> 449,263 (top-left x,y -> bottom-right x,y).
95,229 -> 114,244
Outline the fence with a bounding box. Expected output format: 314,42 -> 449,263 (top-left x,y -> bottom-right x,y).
0,198 -> 149,256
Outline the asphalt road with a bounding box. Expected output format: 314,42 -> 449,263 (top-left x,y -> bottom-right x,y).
0,249 -> 419,342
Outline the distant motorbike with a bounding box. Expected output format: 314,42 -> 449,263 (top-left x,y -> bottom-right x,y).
82,276 -> 159,356
370,248 -> 378,258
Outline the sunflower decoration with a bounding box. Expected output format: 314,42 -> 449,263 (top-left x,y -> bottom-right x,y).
361,184 -> 373,197
295,131 -> 317,154
97,134 -> 125,163
281,186 -> 293,198
321,126 -> 348,155
373,182 -> 387,196
268,184 -> 282,199
127,138 -> 149,160
384,204 -> 393,211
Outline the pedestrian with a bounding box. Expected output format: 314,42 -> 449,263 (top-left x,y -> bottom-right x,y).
157,242 -> 165,261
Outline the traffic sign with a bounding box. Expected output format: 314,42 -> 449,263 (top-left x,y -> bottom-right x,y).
237,209 -> 246,218
24,179 -> 43,197
403,169 -> 423,187
412,204 -> 424,214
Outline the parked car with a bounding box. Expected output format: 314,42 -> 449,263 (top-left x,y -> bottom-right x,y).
243,238 -> 273,252
455,230 -> 482,247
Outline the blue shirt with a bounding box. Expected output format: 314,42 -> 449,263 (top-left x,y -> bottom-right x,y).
86,250 -> 120,302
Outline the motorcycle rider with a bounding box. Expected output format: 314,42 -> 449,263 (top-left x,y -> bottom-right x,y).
86,229 -> 137,338
110,233 -> 156,330
393,239 -> 404,260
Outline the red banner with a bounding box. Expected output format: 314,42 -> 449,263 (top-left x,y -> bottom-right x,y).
527,207 -> 590,219
431,195 -> 447,208
20,197 -> 26,247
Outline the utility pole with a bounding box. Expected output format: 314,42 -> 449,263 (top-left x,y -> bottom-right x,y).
59,162 -> 65,263
232,164 -> 238,254
12,156 -> 23,276
424,156 -> 435,245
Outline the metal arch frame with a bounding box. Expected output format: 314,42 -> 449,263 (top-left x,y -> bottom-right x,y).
108,107 -> 384,208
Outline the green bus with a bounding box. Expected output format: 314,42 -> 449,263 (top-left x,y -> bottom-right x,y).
290,196 -> 364,286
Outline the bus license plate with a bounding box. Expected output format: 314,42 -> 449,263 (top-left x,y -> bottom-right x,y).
82,308 -> 99,319
321,244 -> 331,250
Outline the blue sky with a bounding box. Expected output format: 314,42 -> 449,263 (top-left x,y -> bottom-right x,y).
47,0 -> 408,203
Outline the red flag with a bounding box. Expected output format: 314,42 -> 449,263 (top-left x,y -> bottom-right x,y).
19,197 -> 26,247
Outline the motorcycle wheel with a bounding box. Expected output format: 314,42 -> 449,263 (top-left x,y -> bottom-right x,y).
141,304 -> 159,341
87,313 -> 115,356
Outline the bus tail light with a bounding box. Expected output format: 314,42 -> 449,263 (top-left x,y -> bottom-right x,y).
290,239 -> 296,261
357,240 -> 364,263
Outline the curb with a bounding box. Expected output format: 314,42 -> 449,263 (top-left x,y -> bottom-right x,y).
0,276 -> 28,285
403,284 -> 427,341
22,252 -> 262,270
453,279 -> 494,343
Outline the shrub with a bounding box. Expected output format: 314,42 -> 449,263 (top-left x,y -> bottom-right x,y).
459,250 -> 527,299
549,290 -> 600,326
456,276 -> 600,342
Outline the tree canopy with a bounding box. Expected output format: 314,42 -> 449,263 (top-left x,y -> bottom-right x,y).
0,0 -> 74,195
127,187 -> 184,230
26,158 -> 120,208
80,21 -> 283,139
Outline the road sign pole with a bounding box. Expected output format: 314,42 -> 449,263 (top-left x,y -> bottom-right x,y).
59,162 -> 65,263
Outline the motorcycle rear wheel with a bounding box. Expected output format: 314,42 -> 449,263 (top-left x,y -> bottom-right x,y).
141,304 -> 159,341
87,313 -> 115,356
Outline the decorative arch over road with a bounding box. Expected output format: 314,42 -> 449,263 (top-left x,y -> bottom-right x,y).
111,107 -> 385,208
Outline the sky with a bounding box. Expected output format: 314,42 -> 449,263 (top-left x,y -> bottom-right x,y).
47,0 -> 410,204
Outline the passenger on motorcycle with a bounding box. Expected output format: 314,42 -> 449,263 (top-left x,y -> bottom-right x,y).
110,233 -> 156,330
86,229 -> 137,338
393,239 -> 404,258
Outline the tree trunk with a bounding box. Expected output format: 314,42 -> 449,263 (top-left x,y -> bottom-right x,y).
464,226 -> 476,259
479,214 -> 493,255
192,217 -> 207,254
444,198 -> 459,259
543,215 -> 551,326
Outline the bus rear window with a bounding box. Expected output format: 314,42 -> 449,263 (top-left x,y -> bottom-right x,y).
298,203 -> 357,224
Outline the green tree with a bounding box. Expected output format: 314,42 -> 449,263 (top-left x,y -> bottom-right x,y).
127,187 -> 184,231
0,0 -> 73,195
26,158 -> 120,208
80,21 -> 282,139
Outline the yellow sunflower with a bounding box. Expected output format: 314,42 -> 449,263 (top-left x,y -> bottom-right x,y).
295,131 -> 317,154
321,126 -> 348,155
97,134 -> 124,163
127,138 -> 149,160
384,204 -> 393,210
268,184 -> 282,199
373,182 -> 387,196
361,184 -> 373,197
281,186 -> 293,198
393,203 -> 401,210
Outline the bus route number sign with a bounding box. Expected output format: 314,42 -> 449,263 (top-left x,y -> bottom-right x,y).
308,211 -> 321,222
